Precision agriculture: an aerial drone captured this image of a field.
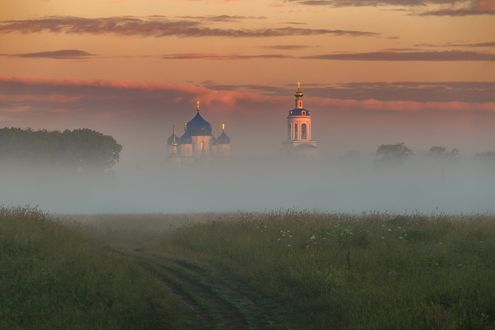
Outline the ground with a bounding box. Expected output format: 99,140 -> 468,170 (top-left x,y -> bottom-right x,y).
2,210 -> 495,329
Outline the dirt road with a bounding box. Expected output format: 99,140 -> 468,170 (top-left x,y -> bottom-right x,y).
118,249 -> 281,330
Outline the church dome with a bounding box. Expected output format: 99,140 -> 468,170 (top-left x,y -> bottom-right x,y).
167,132 -> 180,145
217,131 -> 230,144
180,131 -> 192,144
186,112 -> 212,136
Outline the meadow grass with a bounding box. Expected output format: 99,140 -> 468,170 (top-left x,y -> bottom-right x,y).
0,207 -> 183,329
155,211 -> 495,329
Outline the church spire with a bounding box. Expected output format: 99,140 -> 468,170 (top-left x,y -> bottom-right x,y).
196,100 -> 201,112
295,82 -> 304,109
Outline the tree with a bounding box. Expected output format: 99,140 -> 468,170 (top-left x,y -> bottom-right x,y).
376,143 -> 413,163
476,151 -> 495,162
426,146 -> 459,159
0,128 -> 122,172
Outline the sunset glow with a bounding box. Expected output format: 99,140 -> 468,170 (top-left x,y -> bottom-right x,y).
1,0 -> 494,156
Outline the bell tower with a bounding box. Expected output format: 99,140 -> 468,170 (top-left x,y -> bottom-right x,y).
284,82 -> 318,156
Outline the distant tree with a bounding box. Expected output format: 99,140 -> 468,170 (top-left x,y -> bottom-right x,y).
476,151 -> 495,162
0,128 -> 122,172
376,143 -> 413,163
426,146 -> 460,159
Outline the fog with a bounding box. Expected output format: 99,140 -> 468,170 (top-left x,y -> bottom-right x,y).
2,87 -> 495,214
1,150 -> 494,214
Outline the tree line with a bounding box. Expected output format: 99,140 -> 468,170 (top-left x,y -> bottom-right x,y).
0,128 -> 122,172
376,142 -> 494,163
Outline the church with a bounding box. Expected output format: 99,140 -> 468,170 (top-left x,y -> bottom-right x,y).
167,83 -> 317,162
167,101 -> 230,163
283,83 -> 318,157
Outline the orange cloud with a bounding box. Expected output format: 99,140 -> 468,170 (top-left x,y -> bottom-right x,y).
477,0 -> 495,10
1,76 -> 495,115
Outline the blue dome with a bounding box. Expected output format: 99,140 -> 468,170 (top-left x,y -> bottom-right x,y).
289,108 -> 310,116
186,112 -> 212,136
180,131 -> 192,144
217,131 -> 230,144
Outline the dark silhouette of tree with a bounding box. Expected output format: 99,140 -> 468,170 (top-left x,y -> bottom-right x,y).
0,128 -> 122,172
376,143 -> 413,163
427,146 -> 459,159
476,151 -> 495,162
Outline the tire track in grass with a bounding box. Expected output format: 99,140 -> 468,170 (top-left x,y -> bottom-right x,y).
137,252 -> 250,330
137,260 -> 214,329
110,248 -> 214,329
170,258 -> 280,329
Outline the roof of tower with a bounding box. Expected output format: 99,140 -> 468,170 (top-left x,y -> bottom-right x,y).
289,108 -> 310,116
167,132 -> 180,145
295,81 -> 304,98
180,130 -> 192,144
290,82 -> 309,116
186,112 -> 212,136
217,131 -> 230,144
167,125 -> 180,145
216,123 -> 230,144
185,101 -> 213,136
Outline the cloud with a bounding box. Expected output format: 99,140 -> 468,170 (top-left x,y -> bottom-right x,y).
176,15 -> 266,22
162,53 -> 293,60
416,41 -> 495,48
282,21 -> 308,25
304,50 -> 495,61
285,0 -> 462,7
418,8 -> 495,16
7,49 -> 94,59
0,16 -> 377,38
161,50 -> 495,61
417,0 -> 495,15
204,81 -> 495,103
0,76 -> 285,115
287,0 -> 495,15
1,77 -> 495,123
260,44 -> 315,50
449,41 -> 495,47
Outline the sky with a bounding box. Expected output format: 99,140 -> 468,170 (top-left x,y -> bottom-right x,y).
1,0 -> 495,162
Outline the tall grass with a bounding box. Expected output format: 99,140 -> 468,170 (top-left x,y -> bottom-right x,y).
0,207 -> 182,329
160,211 -> 495,329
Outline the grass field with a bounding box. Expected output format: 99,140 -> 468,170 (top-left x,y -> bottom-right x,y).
77,212 -> 495,329
4,210 -> 495,329
0,207 -> 184,329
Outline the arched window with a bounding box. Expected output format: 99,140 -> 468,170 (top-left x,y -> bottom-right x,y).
294,123 -> 298,140
288,123 -> 291,140
301,124 -> 307,140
